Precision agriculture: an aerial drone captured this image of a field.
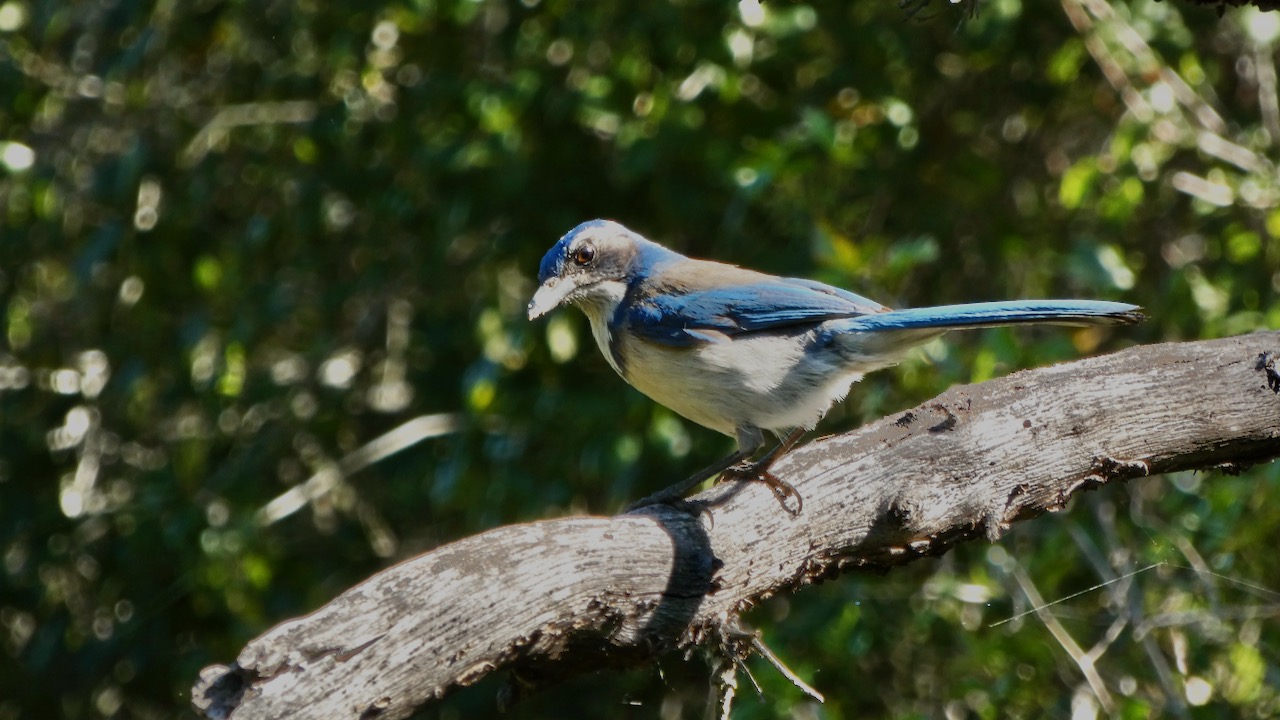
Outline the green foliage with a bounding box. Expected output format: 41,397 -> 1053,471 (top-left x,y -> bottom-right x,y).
2,0 -> 1279,717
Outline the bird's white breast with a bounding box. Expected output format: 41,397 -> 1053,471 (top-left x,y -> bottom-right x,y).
617,330 -> 866,438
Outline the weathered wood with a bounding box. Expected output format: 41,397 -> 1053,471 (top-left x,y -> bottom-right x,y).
193,332 -> 1280,720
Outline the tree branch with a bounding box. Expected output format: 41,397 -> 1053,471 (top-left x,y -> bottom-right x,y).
192,332 -> 1280,720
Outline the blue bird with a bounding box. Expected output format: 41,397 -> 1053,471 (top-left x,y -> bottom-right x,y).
528,220 -> 1143,511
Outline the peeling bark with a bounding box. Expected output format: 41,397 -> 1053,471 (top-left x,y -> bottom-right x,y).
193,332 -> 1280,720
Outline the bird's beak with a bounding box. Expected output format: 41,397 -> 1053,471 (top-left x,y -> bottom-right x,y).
527,277 -> 577,320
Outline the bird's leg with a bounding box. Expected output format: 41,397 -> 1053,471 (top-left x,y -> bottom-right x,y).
717,427 -> 807,514
626,448 -> 754,511
626,427 -> 807,513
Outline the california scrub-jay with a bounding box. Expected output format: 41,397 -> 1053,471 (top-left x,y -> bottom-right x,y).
528,220 -> 1143,510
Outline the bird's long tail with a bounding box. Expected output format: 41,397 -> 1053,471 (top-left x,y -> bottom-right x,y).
828,299 -> 1143,368
841,299 -> 1144,333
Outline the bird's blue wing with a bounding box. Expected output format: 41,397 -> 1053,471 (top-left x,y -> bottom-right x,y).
625,278 -> 888,347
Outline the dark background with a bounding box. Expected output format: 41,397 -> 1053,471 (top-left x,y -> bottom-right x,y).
2,0 -> 1279,717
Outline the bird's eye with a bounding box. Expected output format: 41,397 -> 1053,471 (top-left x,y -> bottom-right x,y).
572,245 -> 595,266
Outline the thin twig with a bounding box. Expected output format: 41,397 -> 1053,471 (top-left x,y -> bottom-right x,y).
750,636 -> 825,704
990,561 -> 1163,628
1009,561 -> 1117,715
1085,500 -> 1190,719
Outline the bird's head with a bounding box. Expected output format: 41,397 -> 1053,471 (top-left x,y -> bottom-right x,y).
527,220 -> 644,320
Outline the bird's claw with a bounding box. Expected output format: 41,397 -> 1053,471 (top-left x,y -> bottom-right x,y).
720,463 -> 803,515
762,471 -> 803,515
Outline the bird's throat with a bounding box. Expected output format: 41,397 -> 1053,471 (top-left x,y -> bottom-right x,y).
574,279 -> 629,377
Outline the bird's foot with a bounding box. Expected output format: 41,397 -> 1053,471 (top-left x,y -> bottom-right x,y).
719,461 -> 803,515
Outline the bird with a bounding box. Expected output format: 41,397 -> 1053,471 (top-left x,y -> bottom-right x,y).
528,219 -> 1143,512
